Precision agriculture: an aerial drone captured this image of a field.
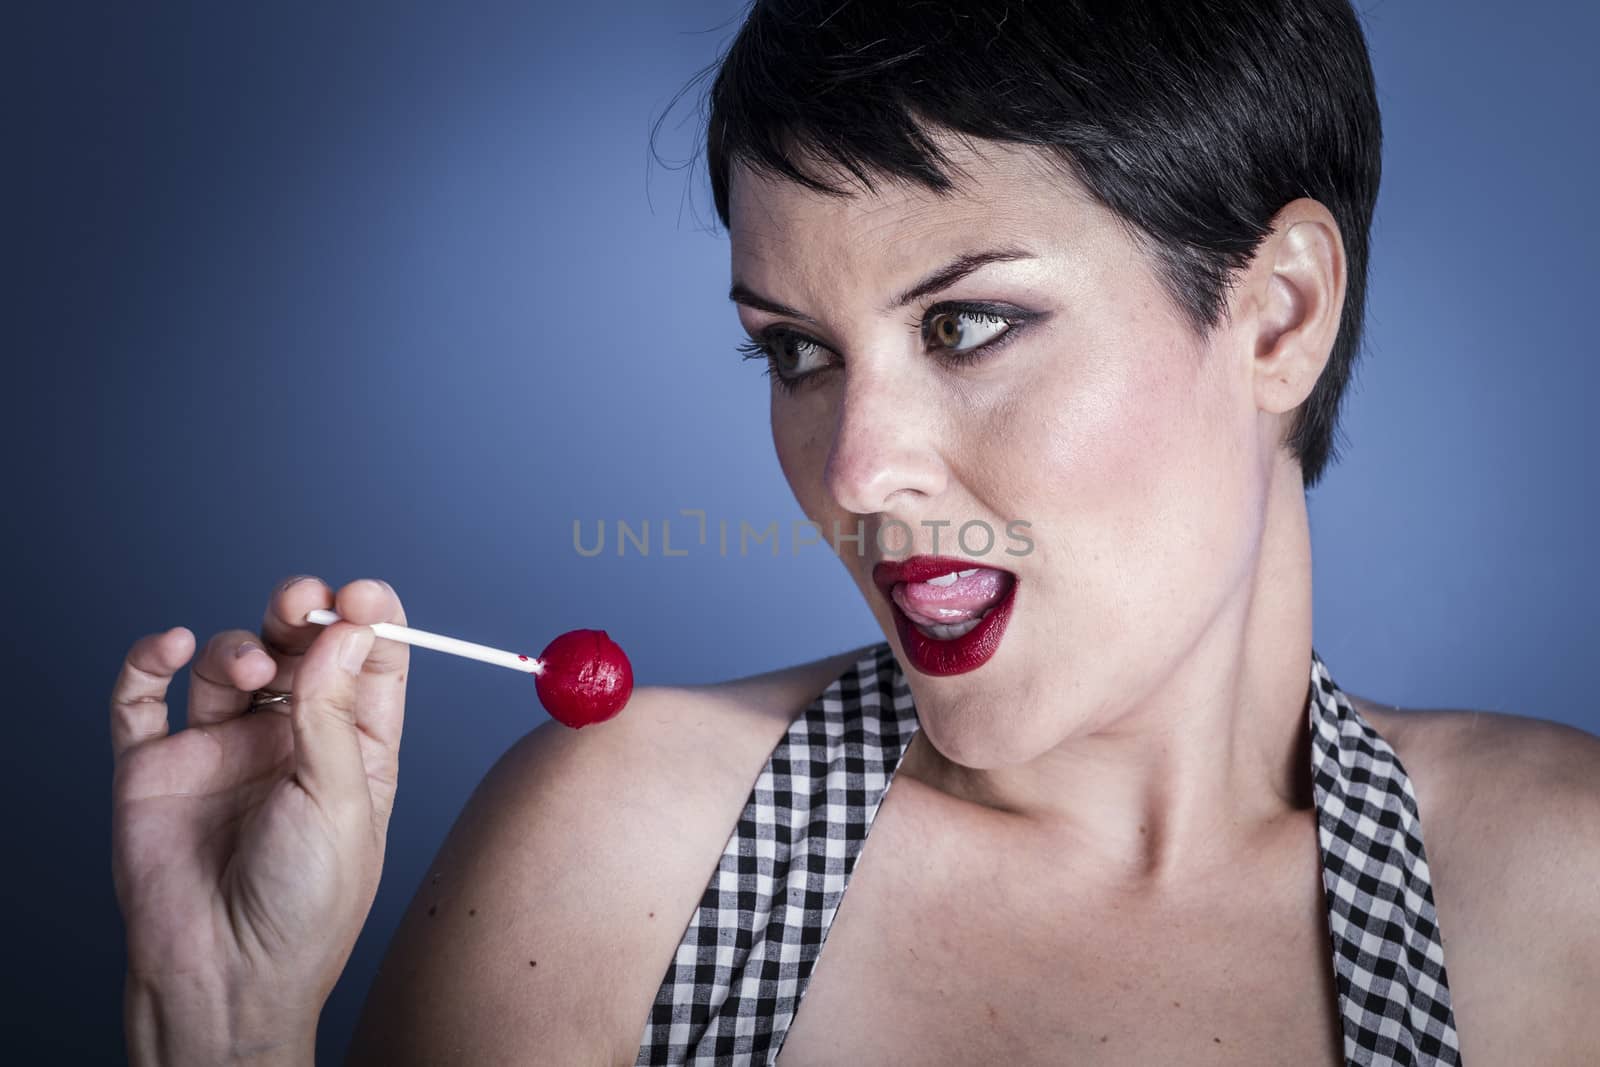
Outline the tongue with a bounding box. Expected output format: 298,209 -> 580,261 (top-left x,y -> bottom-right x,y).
892,568 -> 1011,627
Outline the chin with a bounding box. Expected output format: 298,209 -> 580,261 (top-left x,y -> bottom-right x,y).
909,704 -> 1052,771
896,653 -> 1043,767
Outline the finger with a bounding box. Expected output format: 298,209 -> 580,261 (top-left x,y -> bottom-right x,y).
332,578 -> 410,752
328,579 -> 410,830
185,574 -> 330,727
185,628 -> 283,727
110,627 -> 194,763
291,620 -> 376,818
256,574 -> 337,692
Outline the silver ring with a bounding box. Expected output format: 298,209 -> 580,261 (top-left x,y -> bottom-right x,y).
248,688 -> 294,712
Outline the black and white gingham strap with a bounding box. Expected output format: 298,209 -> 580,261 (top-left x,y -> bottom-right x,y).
633,643 -> 1461,1066
633,643 -> 916,1065
1309,649 -> 1462,1065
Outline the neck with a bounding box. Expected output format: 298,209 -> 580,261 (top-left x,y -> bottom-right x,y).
898,454 -> 1316,891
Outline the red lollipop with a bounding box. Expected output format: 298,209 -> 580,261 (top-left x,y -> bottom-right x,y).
534,629 -> 634,728
299,610 -> 634,729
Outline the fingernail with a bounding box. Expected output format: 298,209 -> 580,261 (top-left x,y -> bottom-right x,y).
339,629 -> 374,675
236,641 -> 262,660
278,574 -> 315,593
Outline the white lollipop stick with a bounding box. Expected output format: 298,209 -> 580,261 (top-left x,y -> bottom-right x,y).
304,608 -> 544,675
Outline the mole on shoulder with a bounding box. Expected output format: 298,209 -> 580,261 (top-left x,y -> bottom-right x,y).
530,960 -> 538,967
1213,1037 -> 1222,1043
649,912 -> 655,918
1172,1000 -> 1180,1007
427,905 -> 437,917
1099,1035 -> 1109,1043
469,908 -> 477,916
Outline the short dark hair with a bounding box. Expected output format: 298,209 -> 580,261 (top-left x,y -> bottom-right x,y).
666,0 -> 1383,490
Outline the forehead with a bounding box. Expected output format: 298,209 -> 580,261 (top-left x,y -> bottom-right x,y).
728,133 -> 1127,291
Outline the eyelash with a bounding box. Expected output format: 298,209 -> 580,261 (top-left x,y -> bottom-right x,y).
736,302 -> 1033,395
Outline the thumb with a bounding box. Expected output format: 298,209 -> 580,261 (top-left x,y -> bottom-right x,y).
291,623 -> 375,815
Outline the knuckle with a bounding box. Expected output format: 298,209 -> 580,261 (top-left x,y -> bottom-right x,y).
317,690 -> 362,726
121,650 -> 173,687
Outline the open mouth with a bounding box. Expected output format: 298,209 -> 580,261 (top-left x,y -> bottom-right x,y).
888,565 -> 1012,638
872,556 -> 1019,676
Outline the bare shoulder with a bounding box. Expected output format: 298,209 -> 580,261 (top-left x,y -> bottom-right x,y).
1354,697 -> 1600,849
1352,695 -> 1600,1062
684,641 -> 884,722
347,646 -> 878,1065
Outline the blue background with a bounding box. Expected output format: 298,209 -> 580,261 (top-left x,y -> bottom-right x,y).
8,1 -> 1595,1060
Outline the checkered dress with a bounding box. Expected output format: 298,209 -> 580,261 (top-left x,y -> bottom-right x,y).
632,643 -> 1462,1065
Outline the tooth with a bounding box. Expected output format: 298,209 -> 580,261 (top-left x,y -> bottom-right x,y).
926,572 -> 959,587
916,615 -> 984,640
956,568 -> 978,577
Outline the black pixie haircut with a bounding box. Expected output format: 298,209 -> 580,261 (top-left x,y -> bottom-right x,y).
670,0 -> 1383,490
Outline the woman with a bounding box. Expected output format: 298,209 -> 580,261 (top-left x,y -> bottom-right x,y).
110,1 -> 1600,1064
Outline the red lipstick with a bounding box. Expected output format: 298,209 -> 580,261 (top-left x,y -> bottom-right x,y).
872,555 -> 1018,676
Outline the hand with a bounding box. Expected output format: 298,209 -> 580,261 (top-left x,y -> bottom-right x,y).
110,576 -> 410,1061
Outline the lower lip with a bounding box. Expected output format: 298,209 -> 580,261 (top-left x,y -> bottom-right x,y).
888,577 -> 1018,677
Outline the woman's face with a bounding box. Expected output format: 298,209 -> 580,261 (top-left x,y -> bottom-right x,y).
728,137 -> 1302,770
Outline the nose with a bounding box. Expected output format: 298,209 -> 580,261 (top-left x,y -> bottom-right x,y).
823,370 -> 948,516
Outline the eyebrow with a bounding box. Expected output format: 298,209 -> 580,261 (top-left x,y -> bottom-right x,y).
728,246 -> 1037,323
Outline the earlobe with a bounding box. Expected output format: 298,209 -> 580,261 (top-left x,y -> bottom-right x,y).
1251,200 -> 1347,415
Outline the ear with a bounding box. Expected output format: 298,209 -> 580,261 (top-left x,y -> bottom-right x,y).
1245,198 -> 1347,417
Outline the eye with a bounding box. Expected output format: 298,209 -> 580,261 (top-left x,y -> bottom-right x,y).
753,331 -> 829,381
737,300 -> 1040,394
925,309 -> 1012,353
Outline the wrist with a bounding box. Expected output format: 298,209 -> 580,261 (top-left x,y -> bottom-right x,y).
125,969 -> 318,1066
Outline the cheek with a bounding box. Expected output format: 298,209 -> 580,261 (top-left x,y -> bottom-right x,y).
771,401 -> 830,518
994,334 -> 1186,528
996,331 -> 1250,632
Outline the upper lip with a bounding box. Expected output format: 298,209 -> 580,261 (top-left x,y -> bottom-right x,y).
872,554 -> 1016,600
